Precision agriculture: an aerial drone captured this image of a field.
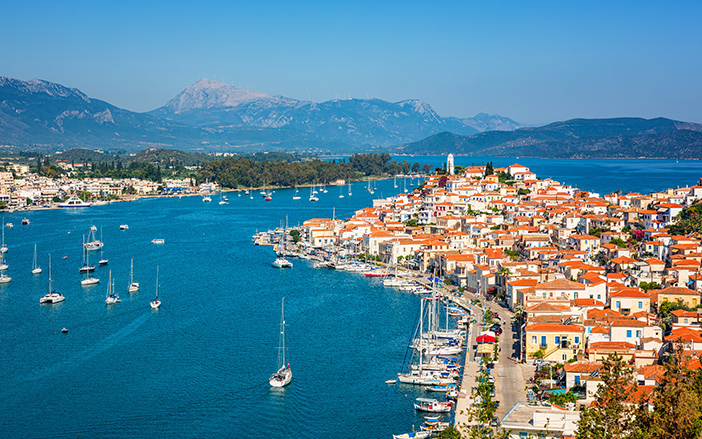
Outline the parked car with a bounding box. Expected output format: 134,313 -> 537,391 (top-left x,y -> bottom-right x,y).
490,417 -> 499,427
492,327 -> 503,335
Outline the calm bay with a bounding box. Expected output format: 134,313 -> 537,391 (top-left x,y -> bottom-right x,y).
2,157 -> 702,438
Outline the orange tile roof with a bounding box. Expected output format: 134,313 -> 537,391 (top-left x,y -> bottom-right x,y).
525,323 -> 584,332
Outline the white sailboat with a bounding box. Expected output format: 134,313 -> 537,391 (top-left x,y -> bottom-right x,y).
81,248 -> 99,286
348,182 -> 352,196
84,224 -> 103,251
79,236 -> 95,273
394,175 -> 398,188
273,218 -> 293,268
105,271 -> 120,304
339,185 -> 344,198
0,244 -> 8,271
40,255 -> 63,304
0,252 -> 10,283
32,243 -> 42,274
127,257 -> 139,293
293,185 -> 301,200
269,297 -> 292,387
98,228 -> 108,266
309,185 -> 319,202
218,190 -> 228,205
150,266 -> 161,309
0,220 -> 7,253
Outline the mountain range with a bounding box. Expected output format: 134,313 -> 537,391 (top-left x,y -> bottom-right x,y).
398,117 -> 702,159
0,76 -> 519,152
2,75 -> 701,158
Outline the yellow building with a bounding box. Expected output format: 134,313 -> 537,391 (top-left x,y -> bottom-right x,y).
525,323 -> 585,363
650,286 -> 701,308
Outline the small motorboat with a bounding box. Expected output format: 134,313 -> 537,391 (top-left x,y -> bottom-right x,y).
151,239 -> 165,245
425,383 -> 457,392
413,398 -> 453,413
5,223 -> 12,228
385,379 -> 397,384
392,431 -> 431,439
61,328 -> 68,334
21,219 -> 30,225
120,224 -> 129,230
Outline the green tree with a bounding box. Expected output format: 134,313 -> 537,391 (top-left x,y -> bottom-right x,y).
576,353 -> 637,439
639,281 -> 660,291
436,425 -> 462,439
610,237 -> 627,248
289,229 -> 301,243
635,343 -> 702,439
484,161 -> 494,176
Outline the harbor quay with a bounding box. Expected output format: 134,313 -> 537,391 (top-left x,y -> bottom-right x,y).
256,156 -> 702,437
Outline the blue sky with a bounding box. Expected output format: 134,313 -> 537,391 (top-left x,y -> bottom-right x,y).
1,0 -> 700,125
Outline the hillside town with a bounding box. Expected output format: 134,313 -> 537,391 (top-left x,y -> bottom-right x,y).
295,155 -> 702,437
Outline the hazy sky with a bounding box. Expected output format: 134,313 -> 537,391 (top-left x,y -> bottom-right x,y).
1,0 -> 700,125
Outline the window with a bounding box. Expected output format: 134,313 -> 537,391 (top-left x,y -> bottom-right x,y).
555,336 -> 561,345
627,330 -> 632,338
531,336 -> 537,344
562,353 -> 568,361
541,336 -> 547,348
575,336 -> 580,344
636,330 -> 642,338
616,301 -> 621,309
638,301 -> 643,309
574,376 -> 581,385
574,292 -> 578,299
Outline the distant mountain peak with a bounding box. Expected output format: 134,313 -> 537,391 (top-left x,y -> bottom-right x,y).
162,79 -> 276,114
0,76 -> 90,102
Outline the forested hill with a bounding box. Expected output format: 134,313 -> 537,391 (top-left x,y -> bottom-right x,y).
397,117 -> 702,158
199,153 -> 434,189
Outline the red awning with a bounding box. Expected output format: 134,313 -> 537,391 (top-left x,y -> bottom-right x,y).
476,334 -> 495,343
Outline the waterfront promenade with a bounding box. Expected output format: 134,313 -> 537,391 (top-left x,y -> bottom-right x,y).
445,287 -> 528,427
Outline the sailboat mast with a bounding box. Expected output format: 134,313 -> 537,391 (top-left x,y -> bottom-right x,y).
281,297 -> 286,367
48,254 -> 52,292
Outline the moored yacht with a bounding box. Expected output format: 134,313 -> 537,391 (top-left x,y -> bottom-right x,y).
272,256 -> 293,268
40,255 -> 64,304
269,297 -> 292,387
105,271 -> 120,304
150,266 -> 161,309
58,196 -> 91,208
127,257 -> 139,293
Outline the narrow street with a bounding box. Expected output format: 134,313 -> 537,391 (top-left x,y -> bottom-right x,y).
448,289 -> 527,423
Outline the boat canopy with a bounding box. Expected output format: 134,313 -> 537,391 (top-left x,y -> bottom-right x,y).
416,397 -> 439,403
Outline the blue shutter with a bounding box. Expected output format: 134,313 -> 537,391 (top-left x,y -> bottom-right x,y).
627,330 -> 632,338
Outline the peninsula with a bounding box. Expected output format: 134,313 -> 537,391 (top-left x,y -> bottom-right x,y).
280,155 -> 702,437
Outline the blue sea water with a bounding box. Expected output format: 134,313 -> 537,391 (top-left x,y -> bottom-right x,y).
0,181 -> 432,439
394,156 -> 702,195
1,158 -> 700,438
